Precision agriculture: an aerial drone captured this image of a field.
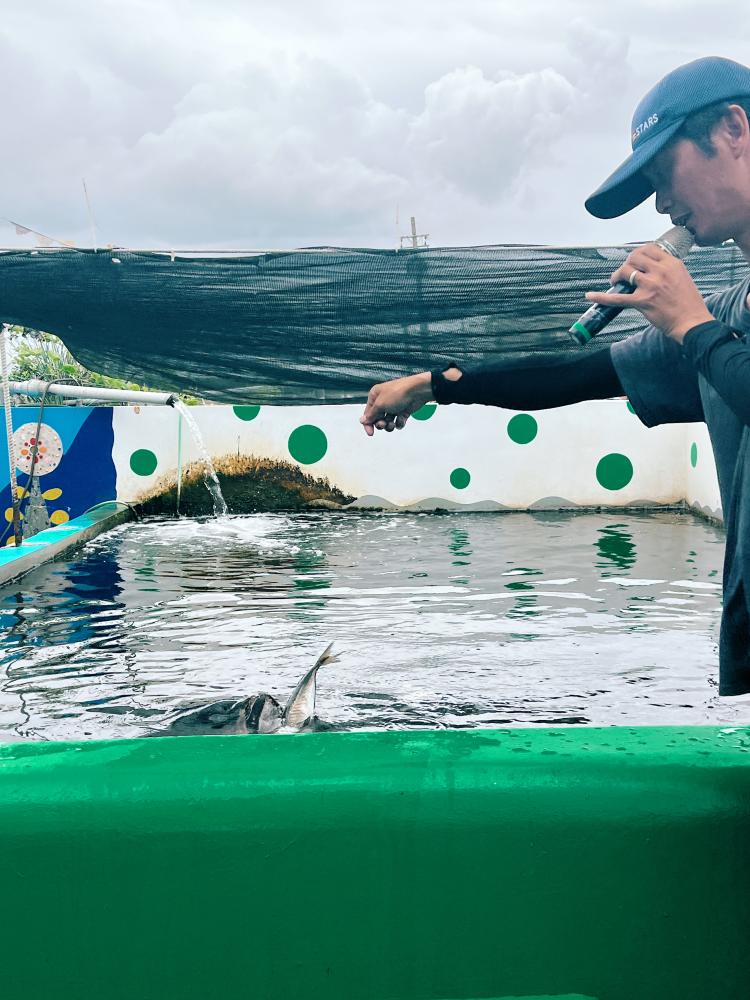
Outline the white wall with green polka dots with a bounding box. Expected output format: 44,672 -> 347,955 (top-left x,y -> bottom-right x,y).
685,423 -> 722,522
111,398 -> 723,519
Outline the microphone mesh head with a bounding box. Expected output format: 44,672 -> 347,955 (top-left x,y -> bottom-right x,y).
656,225 -> 694,259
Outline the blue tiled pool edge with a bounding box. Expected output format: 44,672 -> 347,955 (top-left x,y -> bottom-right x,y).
0,502 -> 132,587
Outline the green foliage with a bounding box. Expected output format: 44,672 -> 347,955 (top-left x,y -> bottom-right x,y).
6,326 -> 202,404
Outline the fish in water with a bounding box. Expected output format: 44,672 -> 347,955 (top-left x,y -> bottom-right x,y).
152,643 -> 340,736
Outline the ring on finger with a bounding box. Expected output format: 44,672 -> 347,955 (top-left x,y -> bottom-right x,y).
628,269 -> 639,287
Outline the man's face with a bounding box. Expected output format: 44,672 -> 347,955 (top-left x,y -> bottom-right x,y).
642,134 -> 739,247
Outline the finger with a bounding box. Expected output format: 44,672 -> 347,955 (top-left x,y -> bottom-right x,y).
362,421 -> 375,437
610,249 -> 652,284
395,414 -> 407,429
362,402 -> 386,424
641,242 -> 670,261
610,266 -> 642,287
585,291 -> 639,307
628,247 -> 656,266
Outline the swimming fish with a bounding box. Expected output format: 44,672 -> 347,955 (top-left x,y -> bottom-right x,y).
152,643 -> 340,736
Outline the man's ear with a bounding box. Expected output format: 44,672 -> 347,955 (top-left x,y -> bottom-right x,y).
721,104 -> 750,155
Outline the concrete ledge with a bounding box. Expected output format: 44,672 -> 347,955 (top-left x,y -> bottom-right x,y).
0,501 -> 132,586
0,727 -> 748,999
688,498 -> 724,526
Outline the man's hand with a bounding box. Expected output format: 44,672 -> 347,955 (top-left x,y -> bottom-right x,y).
360,371 -> 433,436
584,242 -> 714,342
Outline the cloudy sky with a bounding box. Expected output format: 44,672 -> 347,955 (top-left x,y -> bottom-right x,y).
2,0 -> 749,251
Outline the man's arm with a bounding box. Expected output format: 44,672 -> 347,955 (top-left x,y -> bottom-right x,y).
433,348 -> 621,408
361,348 -> 623,435
682,320 -> 750,425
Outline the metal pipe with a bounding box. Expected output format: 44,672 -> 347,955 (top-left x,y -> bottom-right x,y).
8,380 -> 178,406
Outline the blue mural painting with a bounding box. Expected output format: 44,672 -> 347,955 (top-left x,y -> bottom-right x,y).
0,407 -> 116,542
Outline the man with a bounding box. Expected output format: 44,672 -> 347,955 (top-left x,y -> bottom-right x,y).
360,56 -> 750,699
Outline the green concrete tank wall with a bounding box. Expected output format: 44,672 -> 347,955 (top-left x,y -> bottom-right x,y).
0,727 -> 749,1000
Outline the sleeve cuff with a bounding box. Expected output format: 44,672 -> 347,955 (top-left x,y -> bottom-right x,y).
430,363 -> 462,404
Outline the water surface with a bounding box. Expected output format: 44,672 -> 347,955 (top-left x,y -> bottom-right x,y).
0,510 -> 744,741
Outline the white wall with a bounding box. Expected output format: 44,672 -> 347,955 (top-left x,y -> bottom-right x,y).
684,422 -> 722,522
112,399 -> 721,517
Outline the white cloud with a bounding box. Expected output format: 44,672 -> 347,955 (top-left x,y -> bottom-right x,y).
0,1 -> 747,249
408,65 -> 576,202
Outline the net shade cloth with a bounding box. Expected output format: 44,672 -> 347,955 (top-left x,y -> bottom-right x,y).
0,243 -> 746,404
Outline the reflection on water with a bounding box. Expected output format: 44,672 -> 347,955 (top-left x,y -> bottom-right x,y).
0,509 -> 742,741
595,523 -> 637,571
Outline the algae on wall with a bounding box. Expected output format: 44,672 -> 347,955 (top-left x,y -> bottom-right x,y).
135,453 -> 356,516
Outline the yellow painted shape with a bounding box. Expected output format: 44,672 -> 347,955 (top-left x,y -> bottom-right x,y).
50,509 -> 70,525
42,488 -> 62,501
4,508 -> 23,522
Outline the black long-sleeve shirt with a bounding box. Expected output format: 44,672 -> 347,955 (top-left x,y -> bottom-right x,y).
431,347 -> 622,409
432,320 -> 750,427
682,320 -> 750,426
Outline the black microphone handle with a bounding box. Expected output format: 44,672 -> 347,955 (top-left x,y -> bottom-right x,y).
569,278 -> 635,345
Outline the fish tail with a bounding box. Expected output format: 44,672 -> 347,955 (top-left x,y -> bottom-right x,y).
313,642 -> 341,669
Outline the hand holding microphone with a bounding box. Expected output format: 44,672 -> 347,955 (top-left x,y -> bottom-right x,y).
570,225 -> 713,344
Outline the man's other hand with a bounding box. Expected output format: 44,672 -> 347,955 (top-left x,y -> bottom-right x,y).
584,243 -> 714,342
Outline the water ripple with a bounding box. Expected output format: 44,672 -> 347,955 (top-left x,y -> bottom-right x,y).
0,509 -> 741,740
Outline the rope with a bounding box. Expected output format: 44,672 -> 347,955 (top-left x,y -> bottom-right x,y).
0,324 -> 22,546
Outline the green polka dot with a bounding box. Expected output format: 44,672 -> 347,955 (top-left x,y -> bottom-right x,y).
626,400 -> 636,414
130,449 -> 158,476
412,403 -> 437,421
596,453 -> 633,491
233,405 -> 261,421
450,467 -> 471,489
288,425 -> 327,465
507,413 -> 538,444
690,442 -> 698,468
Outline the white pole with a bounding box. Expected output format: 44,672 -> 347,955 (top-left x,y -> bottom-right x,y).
82,179 -> 98,250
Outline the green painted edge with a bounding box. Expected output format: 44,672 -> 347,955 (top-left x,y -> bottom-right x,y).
0,726 -> 745,999
2,725 -> 749,772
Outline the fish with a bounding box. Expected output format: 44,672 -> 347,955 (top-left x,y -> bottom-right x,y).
150,642 -> 340,736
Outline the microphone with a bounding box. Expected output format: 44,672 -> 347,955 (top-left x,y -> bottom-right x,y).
569,224 -> 694,345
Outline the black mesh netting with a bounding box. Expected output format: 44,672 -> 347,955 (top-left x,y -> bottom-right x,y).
0,242 -> 746,404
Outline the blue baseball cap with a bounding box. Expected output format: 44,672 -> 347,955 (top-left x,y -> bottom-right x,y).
585,56 -> 750,219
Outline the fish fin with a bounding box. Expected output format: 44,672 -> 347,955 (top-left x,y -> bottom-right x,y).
282,643 -> 340,729
312,642 -> 340,668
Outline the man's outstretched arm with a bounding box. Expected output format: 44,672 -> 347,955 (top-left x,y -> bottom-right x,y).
360,348 -> 623,435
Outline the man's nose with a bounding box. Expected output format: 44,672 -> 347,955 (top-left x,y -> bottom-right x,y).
654,189 -> 672,215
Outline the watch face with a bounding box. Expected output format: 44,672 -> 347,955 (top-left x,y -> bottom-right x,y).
13,423 -> 64,476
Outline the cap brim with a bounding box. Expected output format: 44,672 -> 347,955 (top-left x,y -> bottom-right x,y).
584,119 -> 685,219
